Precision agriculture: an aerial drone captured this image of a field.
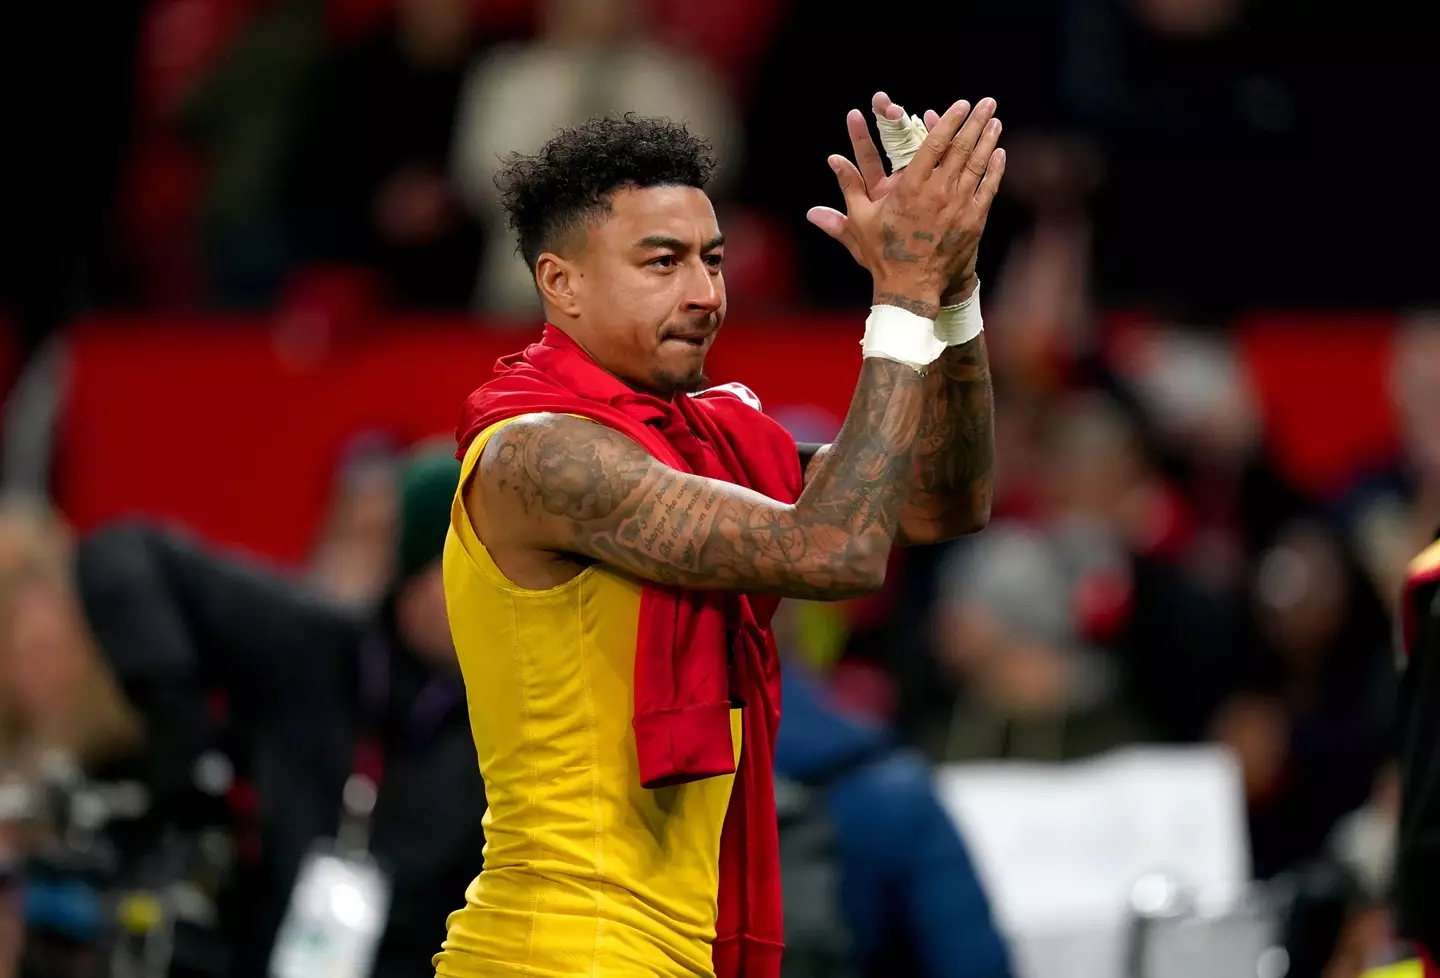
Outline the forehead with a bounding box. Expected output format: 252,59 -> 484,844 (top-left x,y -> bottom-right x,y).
590,185 -> 718,247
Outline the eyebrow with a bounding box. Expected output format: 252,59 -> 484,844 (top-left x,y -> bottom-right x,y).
634,234 -> 725,252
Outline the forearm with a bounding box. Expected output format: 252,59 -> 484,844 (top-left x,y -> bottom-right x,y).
898,333 -> 995,543
785,356 -> 926,592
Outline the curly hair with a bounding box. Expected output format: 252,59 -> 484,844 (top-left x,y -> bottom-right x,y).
496,114 -> 716,269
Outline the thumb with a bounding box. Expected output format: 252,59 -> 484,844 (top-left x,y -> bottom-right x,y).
806,206 -> 863,263
827,154 -> 869,210
805,205 -> 850,241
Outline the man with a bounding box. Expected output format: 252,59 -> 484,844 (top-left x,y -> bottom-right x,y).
1391,537 -> 1440,977
438,97 -> 1004,978
74,446 -> 481,978
774,662 -> 1013,977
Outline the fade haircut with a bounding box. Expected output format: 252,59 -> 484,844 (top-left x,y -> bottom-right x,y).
495,114 -> 717,269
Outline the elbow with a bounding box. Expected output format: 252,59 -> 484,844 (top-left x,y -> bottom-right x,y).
947,485 -> 995,539
843,535 -> 892,597
958,495 -> 993,536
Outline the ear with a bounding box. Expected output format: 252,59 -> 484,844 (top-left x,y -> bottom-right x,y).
535,252 -> 582,318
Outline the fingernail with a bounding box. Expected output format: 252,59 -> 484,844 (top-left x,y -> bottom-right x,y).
988,119 -> 1002,135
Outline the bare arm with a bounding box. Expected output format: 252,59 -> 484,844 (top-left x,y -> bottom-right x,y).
477,356 -> 925,600
900,329 -> 994,542
799,335 -> 994,546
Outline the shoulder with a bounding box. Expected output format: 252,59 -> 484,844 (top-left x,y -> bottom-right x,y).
473,414 -> 660,518
477,413 -> 651,474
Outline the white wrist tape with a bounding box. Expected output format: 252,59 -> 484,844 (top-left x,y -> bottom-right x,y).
862,304 -> 946,372
874,105 -> 930,171
935,280 -> 984,346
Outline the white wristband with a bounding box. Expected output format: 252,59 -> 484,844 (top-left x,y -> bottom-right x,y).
861,304 -> 947,372
935,280 -> 983,346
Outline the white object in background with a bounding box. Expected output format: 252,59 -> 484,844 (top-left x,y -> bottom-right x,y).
934,745 -> 1251,978
269,847 -> 391,978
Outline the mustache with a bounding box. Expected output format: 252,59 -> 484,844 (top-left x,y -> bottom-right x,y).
662,314 -> 720,339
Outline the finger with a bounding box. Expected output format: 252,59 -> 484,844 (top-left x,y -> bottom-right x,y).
872,91 -> 905,122
923,109 -> 940,131
805,206 -> 863,262
956,116 -> 1003,197
805,205 -> 850,240
826,154 -> 869,212
847,109 -> 887,191
906,99 -> 971,177
973,148 -> 1007,214
938,97 -> 998,185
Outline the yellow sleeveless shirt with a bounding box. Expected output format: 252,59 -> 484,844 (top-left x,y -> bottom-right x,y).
435,419 -> 742,978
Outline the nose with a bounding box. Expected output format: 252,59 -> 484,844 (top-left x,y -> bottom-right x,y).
682,260 -> 722,314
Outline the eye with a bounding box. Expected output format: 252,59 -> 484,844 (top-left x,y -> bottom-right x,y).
704,253 -> 725,269
648,255 -> 677,268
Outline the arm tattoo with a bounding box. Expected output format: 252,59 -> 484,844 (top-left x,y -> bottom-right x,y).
874,291 -> 940,319
898,334 -> 995,542
481,359 -> 925,600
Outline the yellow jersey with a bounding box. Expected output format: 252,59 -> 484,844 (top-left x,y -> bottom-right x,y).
434,418 -> 742,977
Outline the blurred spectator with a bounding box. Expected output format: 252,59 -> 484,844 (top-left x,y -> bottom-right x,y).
452,0 -> 741,316
1337,313 -> 1440,616
177,0 -> 326,308
287,0 -> 485,308
929,522 -> 1147,762
0,497 -> 143,771
1112,322 -> 1310,597
775,658 -> 1013,978
306,434 -> 400,608
1213,519 -> 1392,879
1040,391 -> 1236,742
0,838 -> 14,978
73,446 -> 481,978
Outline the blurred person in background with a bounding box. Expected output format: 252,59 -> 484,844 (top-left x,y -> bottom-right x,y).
451,0 -> 741,317
1039,390 -> 1236,743
70,445 -> 482,978
177,0 -> 326,308
1383,538 -> 1440,977
773,596 -> 1013,978
1337,313 -> 1440,618
1112,322 -> 1310,598
1212,519 -> 1392,880
0,499 -> 143,772
0,835 -> 15,978
306,433 -> 400,609
287,0 -> 486,308
929,521 -> 1146,762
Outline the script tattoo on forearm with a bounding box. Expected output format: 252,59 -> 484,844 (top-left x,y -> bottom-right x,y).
899,333 -> 994,541
483,359 -> 924,599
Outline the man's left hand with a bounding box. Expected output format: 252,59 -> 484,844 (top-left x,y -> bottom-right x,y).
841,92 -> 986,303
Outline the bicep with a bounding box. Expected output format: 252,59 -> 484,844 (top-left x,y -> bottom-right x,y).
479,416 -> 864,599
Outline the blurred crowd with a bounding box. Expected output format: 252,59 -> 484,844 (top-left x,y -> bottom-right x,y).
0,0 -> 1435,976
1,0 -> 1432,355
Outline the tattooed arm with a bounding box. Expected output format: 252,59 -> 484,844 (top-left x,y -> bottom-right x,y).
801,340 -> 994,546
475,358 -> 925,600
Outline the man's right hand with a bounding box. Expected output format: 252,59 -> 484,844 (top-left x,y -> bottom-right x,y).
808,98 -> 1006,319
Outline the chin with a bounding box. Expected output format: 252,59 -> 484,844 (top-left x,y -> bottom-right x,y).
652,367 -> 709,395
